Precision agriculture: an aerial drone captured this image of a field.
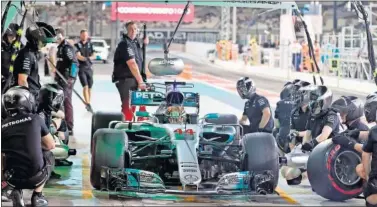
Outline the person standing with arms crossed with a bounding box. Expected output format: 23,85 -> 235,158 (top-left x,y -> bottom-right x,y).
112,21 -> 149,121
74,29 -> 95,112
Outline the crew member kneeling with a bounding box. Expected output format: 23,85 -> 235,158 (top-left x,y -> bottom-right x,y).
1,86 -> 55,207
237,77 -> 274,134
301,85 -> 341,151
112,21 -> 147,121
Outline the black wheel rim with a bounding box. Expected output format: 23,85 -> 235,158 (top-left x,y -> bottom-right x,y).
334,150 -> 361,186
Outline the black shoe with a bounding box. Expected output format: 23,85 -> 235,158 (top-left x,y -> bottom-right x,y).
69,130 -> 74,136
286,174 -> 303,186
10,189 -> 24,207
31,192 -> 48,207
85,104 -> 93,113
50,171 -> 61,179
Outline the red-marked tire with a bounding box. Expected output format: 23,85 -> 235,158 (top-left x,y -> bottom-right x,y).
307,139 -> 363,201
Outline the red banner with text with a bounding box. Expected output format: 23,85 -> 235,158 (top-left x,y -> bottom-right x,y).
111,2 -> 195,22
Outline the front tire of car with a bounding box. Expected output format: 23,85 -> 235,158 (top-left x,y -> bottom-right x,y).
103,59 -> 108,64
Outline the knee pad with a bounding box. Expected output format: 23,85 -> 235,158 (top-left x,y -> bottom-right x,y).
281,166 -> 301,179
365,178 -> 377,198
7,168 -> 48,190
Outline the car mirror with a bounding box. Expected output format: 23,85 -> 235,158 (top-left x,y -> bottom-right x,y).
135,111 -> 150,117
106,45 -> 110,49
204,113 -> 220,119
148,58 -> 185,76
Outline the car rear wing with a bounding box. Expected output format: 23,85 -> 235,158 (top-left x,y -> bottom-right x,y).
130,91 -> 199,108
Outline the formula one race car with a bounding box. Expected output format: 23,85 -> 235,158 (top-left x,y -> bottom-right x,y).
89,81 -> 280,199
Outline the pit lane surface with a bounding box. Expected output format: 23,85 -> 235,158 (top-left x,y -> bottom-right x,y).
2,53 -> 365,206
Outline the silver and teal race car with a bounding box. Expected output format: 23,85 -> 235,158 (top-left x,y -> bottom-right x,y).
89,81 -> 281,200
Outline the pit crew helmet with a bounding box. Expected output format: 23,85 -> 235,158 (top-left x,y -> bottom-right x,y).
280,82 -> 295,100
364,92 -> 377,123
305,85 -> 333,116
39,83 -> 64,113
236,77 -> 256,99
332,96 -> 364,122
2,86 -> 36,116
25,22 -> 56,50
293,80 -> 311,106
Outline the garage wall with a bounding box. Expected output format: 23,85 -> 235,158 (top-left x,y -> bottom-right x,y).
185,41 -> 216,58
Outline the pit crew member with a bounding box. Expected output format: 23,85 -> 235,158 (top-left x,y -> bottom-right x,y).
55,28 -> 78,135
1,23 -> 20,93
301,85 -> 341,151
1,86 -> 55,207
332,96 -> 369,131
351,92 -> 377,207
237,77 -> 274,134
74,29 -> 95,112
12,22 -> 56,103
112,21 -> 148,121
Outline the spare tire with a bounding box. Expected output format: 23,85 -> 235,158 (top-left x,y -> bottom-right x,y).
91,111 -> 123,153
90,128 -> 127,190
307,139 -> 363,201
241,133 -> 280,189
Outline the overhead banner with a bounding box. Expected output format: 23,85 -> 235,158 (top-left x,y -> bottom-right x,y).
111,2 -> 195,22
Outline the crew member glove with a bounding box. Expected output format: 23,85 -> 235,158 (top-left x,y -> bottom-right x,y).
302,139 -> 318,152
343,129 -> 361,139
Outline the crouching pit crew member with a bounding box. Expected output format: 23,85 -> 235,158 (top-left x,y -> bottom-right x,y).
279,80 -> 311,186
354,92 -> 377,206
301,85 -> 341,152
112,21 -> 148,121
1,86 -> 55,207
332,96 -> 369,131
351,93 -> 377,198
332,93 -> 373,153
237,77 -> 274,134
55,28 -> 78,135
12,22 -> 56,103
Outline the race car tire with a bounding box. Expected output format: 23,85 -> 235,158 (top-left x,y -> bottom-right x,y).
90,128 -> 128,190
241,132 -> 280,189
91,111 -> 123,154
307,139 -> 363,201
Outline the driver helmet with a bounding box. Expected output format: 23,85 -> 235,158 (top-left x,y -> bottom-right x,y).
2,86 -> 35,116
236,77 -> 256,99
25,22 -> 56,50
166,106 -> 185,124
332,96 -> 364,123
304,85 -> 333,116
364,92 -> 377,123
38,83 -> 64,113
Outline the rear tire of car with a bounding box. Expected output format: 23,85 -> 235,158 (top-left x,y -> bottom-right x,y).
307,139 -> 363,201
90,128 -> 127,190
241,132 -> 280,189
103,60 -> 107,64
91,111 -> 123,154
